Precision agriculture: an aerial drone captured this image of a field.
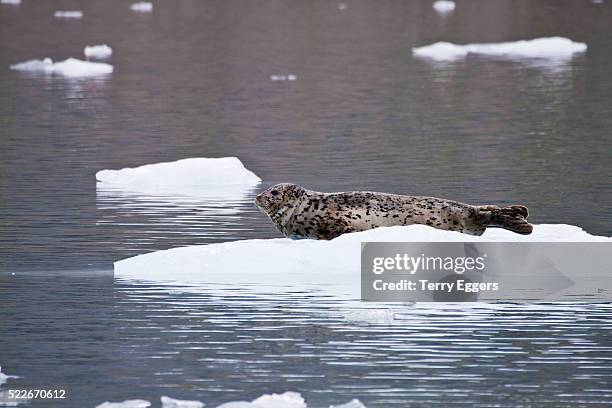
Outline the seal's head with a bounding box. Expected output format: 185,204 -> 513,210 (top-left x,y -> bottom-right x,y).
255,183 -> 305,217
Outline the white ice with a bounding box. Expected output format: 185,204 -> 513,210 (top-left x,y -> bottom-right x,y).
53,10 -> 83,18
96,158 -> 261,193
0,366 -> 12,386
217,392 -> 305,408
270,74 -> 297,81
84,45 -> 113,59
1,0 -> 21,5
432,0 -> 455,14
413,37 -> 587,62
10,58 -> 113,78
96,400 -> 151,408
161,396 -> 204,408
130,2 -> 153,12
330,400 -> 367,408
115,224 -> 610,299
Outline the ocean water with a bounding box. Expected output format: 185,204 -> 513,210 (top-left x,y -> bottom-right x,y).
1,0 -> 611,406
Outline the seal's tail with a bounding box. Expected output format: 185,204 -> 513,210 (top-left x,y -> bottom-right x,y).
485,205 -> 533,235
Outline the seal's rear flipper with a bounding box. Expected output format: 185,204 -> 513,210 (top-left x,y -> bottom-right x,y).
489,205 -> 533,235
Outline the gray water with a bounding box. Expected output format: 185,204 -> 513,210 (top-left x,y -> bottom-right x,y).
1,0 -> 611,406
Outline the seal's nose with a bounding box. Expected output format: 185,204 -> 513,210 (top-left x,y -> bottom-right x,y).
254,192 -> 263,207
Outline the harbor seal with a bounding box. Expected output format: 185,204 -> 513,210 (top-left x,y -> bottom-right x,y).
255,183 -> 532,240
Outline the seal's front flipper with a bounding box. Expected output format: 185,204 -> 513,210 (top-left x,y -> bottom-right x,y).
488,205 -> 533,235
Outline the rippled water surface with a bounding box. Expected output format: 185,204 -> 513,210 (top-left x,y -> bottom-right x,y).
1,0 -> 611,406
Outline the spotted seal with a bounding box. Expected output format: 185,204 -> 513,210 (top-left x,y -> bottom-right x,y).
255,183 -> 532,239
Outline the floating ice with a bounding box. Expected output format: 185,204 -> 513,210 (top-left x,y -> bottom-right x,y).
1,0 -> 21,5
96,158 -> 261,192
96,400 -> 151,408
84,45 -> 113,59
161,396 -> 204,408
338,3 -> 347,10
115,224 -> 611,299
432,0 -> 455,14
270,74 -> 297,81
330,400 -> 367,408
130,2 -> 153,12
217,392 -> 305,408
53,10 -> 83,18
0,366 -> 10,386
10,58 -> 113,78
413,37 -> 587,62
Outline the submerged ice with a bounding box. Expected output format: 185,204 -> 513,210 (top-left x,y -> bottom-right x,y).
10,58 -> 113,77
413,37 -> 587,62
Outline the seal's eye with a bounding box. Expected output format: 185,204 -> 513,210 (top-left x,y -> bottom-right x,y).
271,190 -> 279,196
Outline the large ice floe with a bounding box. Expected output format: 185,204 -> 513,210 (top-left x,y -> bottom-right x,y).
96,157 -> 261,191
10,58 -> 113,78
115,224 -> 611,299
84,45 -> 113,59
53,10 -> 83,18
413,37 -> 587,62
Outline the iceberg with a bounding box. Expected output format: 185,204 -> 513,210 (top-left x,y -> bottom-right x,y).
96,400 -> 151,408
10,58 -> 113,78
432,0 -> 455,14
161,396 -> 204,408
96,157 -> 261,191
413,37 -> 587,62
130,2 -> 153,12
53,10 -> 83,18
115,224 -> 610,299
84,45 -> 113,59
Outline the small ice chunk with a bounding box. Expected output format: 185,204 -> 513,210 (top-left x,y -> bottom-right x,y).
84,45 -> 113,59
54,10 -> 83,18
432,0 -> 455,14
343,309 -> 395,324
270,74 -> 297,81
96,157 -> 261,189
592,0 -> 603,3
10,58 -> 113,78
161,396 -> 204,408
330,400 -> 368,408
1,0 -> 21,5
217,392 -> 305,408
130,2 -> 153,12
338,3 -> 347,10
413,37 -> 587,62
96,400 -> 151,408
0,366 -> 10,385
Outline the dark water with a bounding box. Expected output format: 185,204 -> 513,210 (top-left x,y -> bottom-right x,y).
1,0 -> 611,406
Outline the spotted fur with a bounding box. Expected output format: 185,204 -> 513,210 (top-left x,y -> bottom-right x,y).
255,183 -> 532,240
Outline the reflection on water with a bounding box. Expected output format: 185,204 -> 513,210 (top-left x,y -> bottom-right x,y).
1,275 -> 612,407
96,184 -> 263,254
